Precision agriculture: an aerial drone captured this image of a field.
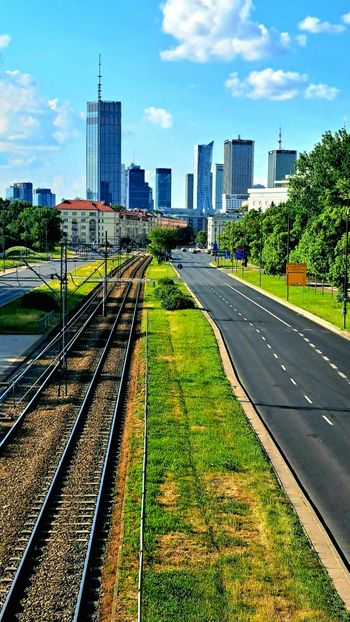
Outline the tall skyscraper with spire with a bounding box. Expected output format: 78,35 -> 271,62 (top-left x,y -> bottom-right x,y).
267,129 -> 297,188
86,56 -> 122,204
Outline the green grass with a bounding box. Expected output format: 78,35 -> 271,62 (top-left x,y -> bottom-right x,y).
0,256 -> 124,334
215,260 -> 348,331
116,260 -> 350,622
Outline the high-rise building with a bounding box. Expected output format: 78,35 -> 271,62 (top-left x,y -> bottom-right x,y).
185,173 -> 194,210
267,130 -> 297,187
121,164 -> 127,207
86,59 -> 121,205
155,168 -> 171,210
126,163 -> 152,210
212,164 -> 223,212
6,182 -> 33,204
33,188 -> 56,207
193,141 -> 213,212
224,137 -> 254,199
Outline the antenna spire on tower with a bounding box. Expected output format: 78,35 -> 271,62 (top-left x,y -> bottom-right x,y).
98,54 -> 102,101
278,126 -> 282,150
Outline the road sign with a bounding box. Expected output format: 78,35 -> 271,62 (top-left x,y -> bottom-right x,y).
286,263 -> 307,286
225,250 -> 230,259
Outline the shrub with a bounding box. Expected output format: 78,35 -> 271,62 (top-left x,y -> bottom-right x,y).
158,277 -> 175,286
21,290 -> 59,312
161,289 -> 195,310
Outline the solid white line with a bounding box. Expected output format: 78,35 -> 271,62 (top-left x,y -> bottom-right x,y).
281,365 -> 286,371
304,395 -> 313,404
213,273 -> 292,328
322,415 -> 333,426
273,353 -> 278,359
290,378 -> 297,385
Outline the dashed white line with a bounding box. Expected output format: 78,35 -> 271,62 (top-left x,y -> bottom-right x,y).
249,322 -> 253,327
262,336 -> 266,341
309,343 -> 316,348
273,353 -> 278,359
316,349 -> 322,354
322,416 -> 333,426
290,378 -> 297,386
338,372 -> 347,379
256,329 -> 260,333
304,338 -> 309,342
281,365 -> 286,371
323,356 -> 329,361
330,363 -> 338,369
267,344 -> 272,349
304,395 -> 313,404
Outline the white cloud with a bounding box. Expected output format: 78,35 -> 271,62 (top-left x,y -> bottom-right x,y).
305,83 -> 339,100
225,68 -> 339,101
144,106 -> 173,128
298,16 -> 345,34
0,34 -> 11,49
342,12 -> 350,24
160,0 -> 302,62
0,68 -> 82,171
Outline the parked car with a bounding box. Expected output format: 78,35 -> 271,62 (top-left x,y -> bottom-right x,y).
181,247 -> 187,252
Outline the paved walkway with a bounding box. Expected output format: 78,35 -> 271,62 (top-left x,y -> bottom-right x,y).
0,335 -> 43,380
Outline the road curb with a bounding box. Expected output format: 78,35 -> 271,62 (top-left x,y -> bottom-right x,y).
218,267 -> 350,341
180,274 -> 350,613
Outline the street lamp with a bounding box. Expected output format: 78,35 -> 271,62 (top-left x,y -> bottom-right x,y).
343,206 -> 349,329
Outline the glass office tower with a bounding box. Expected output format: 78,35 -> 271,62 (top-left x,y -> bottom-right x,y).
224,137 -> 254,198
155,168 -> 171,210
268,150 -> 297,187
193,141 -> 213,212
86,100 -> 121,205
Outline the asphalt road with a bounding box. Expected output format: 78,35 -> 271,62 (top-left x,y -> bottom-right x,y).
174,250 -> 350,564
0,254 -> 106,307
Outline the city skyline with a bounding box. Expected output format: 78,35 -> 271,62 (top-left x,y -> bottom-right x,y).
1,1 -> 350,207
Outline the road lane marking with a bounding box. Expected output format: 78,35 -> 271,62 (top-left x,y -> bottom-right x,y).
273,353 -> 278,359
256,329 -> 260,333
304,338 -> 309,342
281,365 -> 286,371
304,395 -> 313,404
249,322 -> 253,326
290,378 -> 297,385
316,349 -> 322,354
267,344 -> 272,349
330,363 -> 338,369
322,416 -> 333,426
338,372 -> 347,379
213,274 -> 292,328
323,356 -> 329,361
309,343 -> 315,348
262,336 -> 266,341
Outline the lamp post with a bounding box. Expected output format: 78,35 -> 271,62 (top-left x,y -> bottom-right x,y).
343,206 -> 349,329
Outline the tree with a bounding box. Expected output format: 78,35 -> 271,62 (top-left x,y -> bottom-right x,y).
195,230 -> 207,247
19,207 -> 62,252
147,227 -> 180,262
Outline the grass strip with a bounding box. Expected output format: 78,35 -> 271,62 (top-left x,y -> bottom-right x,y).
0,256 -> 125,334
215,260 -> 348,332
116,260 -> 349,622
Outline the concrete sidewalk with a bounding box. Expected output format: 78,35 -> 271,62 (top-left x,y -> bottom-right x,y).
0,334 -> 44,380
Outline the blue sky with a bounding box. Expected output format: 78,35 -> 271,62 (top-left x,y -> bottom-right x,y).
1,0 -> 350,207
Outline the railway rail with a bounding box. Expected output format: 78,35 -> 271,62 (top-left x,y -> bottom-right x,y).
0,252 -> 142,446
0,254 -> 150,620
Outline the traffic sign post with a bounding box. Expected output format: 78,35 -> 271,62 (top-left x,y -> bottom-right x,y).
286,263 -> 307,301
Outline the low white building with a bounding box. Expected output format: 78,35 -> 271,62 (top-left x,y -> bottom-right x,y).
207,213 -> 242,250
221,193 -> 245,214
247,183 -> 288,212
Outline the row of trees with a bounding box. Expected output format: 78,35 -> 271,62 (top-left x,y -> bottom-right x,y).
219,129 -> 350,287
0,199 -> 62,253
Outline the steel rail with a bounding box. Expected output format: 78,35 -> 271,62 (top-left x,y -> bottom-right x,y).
0,259 -> 148,621
0,254 -> 138,405
0,254 -> 147,451
74,277 -> 144,620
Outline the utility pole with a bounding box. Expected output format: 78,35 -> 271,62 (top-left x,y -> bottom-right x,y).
103,231 -> 108,317
58,242 -> 68,396
344,206 -> 349,329
286,212 -> 290,301
259,209 -> 263,288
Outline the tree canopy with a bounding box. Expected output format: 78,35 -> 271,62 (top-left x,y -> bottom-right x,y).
147,227 -> 181,262
0,200 -> 62,252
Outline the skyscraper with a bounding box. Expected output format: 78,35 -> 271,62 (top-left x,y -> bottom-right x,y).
212,164 -> 223,212
155,168 -> 171,210
185,173 -> 194,210
86,59 -> 121,205
126,164 -> 152,210
6,182 -> 33,204
193,141 -> 213,212
268,130 -> 297,187
224,137 -> 254,198
33,188 -> 56,207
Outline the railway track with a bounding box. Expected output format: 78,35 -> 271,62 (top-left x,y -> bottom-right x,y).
0,254 -> 150,620
0,252 -> 141,445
